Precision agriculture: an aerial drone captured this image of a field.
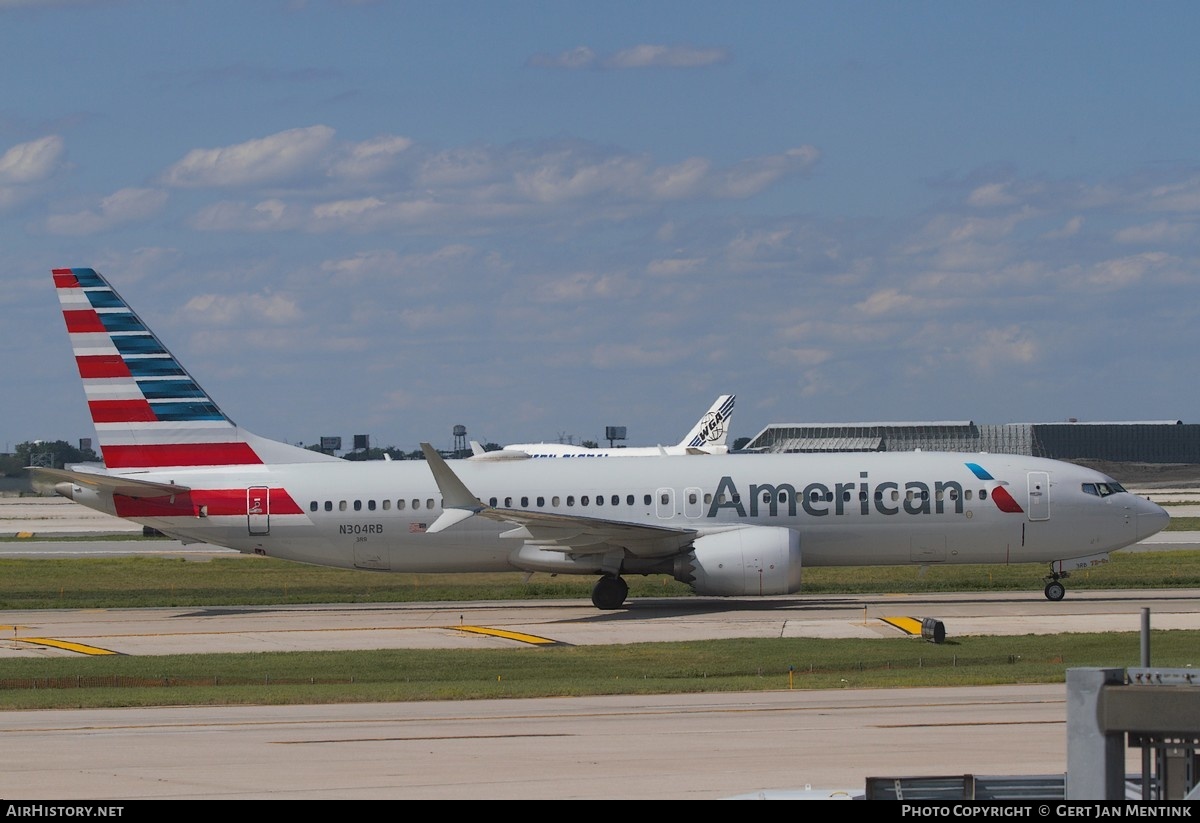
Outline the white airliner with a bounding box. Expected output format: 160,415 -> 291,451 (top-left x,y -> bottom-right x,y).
35,268 -> 1170,610
469,394 -> 735,460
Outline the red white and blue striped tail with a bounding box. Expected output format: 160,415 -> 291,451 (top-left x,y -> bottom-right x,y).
52,267 -> 339,470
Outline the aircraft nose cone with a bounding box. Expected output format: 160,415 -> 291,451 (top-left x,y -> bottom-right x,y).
1135,498 -> 1171,540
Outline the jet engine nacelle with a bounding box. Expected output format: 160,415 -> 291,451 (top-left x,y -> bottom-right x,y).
675,526 -> 802,597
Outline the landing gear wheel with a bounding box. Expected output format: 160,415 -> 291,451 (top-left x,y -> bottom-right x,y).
591,575 -> 629,610
1044,581 -> 1066,601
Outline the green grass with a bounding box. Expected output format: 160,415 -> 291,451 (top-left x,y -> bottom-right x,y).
2,631 -> 1196,710
1164,515 -> 1200,530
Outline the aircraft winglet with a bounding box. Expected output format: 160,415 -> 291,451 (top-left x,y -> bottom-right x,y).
420,442 -> 485,533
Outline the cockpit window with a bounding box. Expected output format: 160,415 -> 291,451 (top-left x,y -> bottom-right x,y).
1083,482 -> 1125,497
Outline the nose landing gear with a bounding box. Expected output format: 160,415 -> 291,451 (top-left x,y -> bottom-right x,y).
1043,568 -> 1068,601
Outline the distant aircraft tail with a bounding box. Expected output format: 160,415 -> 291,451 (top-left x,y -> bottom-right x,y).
51,267 -> 340,470
677,394 -> 735,451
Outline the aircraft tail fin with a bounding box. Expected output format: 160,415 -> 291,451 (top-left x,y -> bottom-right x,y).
676,394 -> 735,451
51,267 -> 341,470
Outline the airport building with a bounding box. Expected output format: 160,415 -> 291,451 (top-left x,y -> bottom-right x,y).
742,420 -> 1200,463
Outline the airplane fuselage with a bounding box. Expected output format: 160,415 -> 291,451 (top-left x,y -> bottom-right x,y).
61,450 -> 1158,576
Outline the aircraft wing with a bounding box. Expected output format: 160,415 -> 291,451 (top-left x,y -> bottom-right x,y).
483,507 -> 697,557
419,442 -> 696,558
29,466 -> 191,499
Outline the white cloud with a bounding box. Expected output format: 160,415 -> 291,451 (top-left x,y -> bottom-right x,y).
320,245 -> 481,288
0,135 -> 66,209
855,288 -> 919,317
1079,252 -> 1172,290
1042,216 -> 1084,239
416,147 -> 497,186
527,44 -> 729,70
0,135 -> 64,185
1144,175 -> 1200,212
189,199 -> 299,231
312,197 -> 386,221
43,187 -> 168,235
604,44 -> 730,69
712,147 -> 820,198
514,152 -> 648,204
646,257 -> 704,277
1114,220 -> 1195,245
966,326 -> 1037,371
183,292 -> 302,325
161,125 -> 336,188
767,347 -> 834,367
967,182 -> 1019,207
328,135 -> 414,180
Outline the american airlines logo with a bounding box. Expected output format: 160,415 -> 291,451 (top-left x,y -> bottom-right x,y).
706,464 -> 1024,519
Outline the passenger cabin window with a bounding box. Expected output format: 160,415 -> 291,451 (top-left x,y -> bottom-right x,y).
324,501 -> 333,512
309,501 -> 318,512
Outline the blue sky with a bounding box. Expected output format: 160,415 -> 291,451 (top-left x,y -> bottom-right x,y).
3,0 -> 1199,455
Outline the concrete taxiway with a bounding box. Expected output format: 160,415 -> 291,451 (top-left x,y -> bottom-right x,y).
1,685 -> 1089,801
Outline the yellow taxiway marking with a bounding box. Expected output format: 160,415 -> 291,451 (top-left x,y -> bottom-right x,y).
451,626 -> 559,645
13,638 -> 120,655
880,616 -> 925,636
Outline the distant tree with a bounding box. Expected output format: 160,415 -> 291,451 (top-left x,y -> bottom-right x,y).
581,440 -> 599,449
344,447 -> 396,462
733,436 -> 751,450
0,453 -> 24,477
13,440 -> 100,469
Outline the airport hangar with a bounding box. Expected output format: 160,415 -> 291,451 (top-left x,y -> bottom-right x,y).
741,419 -> 1200,464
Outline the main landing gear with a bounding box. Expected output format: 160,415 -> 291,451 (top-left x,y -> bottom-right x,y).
591,574 -> 629,610
1043,567 -> 1068,602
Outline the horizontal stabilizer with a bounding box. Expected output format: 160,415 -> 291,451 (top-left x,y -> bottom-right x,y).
29,466 -> 191,498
